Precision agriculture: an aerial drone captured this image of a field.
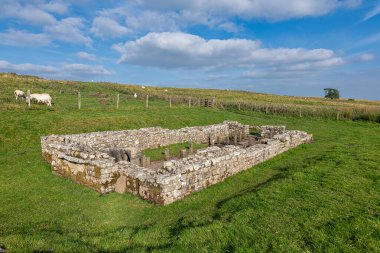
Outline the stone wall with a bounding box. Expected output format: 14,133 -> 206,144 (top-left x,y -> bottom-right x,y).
41,121 -> 312,204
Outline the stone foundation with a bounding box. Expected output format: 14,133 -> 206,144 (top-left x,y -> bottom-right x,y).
41,121 -> 312,205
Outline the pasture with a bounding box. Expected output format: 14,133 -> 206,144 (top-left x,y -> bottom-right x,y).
0,74 -> 379,252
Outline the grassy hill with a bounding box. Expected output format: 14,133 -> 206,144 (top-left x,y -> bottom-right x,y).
0,73 -> 379,252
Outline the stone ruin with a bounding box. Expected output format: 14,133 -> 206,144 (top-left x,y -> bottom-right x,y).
41,121 -> 312,205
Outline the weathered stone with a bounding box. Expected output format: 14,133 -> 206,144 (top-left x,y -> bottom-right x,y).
180,149 -> 187,158
41,121 -> 312,205
164,148 -> 170,161
115,175 -> 127,193
188,142 -> 194,154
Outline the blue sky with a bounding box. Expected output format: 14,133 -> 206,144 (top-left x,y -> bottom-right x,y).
0,0 -> 379,100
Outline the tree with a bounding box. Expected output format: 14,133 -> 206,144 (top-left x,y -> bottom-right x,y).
324,88 -> 340,99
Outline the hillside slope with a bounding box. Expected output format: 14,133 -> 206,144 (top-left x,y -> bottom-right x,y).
0,73 -> 379,252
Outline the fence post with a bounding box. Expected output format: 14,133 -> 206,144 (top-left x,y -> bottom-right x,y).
27,90 -> 31,107
299,108 -> 302,117
169,96 -> 172,108
198,97 -> 201,106
336,111 -> 340,120
146,95 -> 149,108
78,91 -> 81,110
116,93 -> 119,109
238,103 -> 241,111
188,96 -> 191,108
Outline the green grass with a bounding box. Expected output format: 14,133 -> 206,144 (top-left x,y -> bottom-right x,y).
143,142 -> 208,161
0,74 -> 379,252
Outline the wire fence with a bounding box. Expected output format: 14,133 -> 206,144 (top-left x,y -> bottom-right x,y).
4,74 -> 379,124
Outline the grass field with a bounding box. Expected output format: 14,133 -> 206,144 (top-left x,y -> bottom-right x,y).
0,74 -> 379,252
143,142 -> 208,162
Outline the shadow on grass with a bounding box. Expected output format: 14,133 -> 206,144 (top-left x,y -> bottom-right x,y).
2,166 -> 291,252
169,166 -> 290,238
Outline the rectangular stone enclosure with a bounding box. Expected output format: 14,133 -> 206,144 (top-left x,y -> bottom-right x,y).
41,121 -> 312,205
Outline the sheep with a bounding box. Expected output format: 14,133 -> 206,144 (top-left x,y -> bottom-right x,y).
134,93 -> 138,98
28,93 -> 52,106
14,90 -> 26,100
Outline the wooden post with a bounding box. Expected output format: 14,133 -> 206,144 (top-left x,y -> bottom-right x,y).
146,95 -> 149,108
299,108 -> 302,117
198,97 -> 201,106
238,103 -> 241,111
27,90 -> 31,107
188,96 -> 191,108
169,96 -> 172,108
116,93 -> 119,109
78,91 -> 81,110
337,111 -> 340,120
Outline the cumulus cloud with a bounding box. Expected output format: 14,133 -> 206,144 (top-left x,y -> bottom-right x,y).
90,16 -> 132,38
76,51 -> 97,61
114,32 -> 344,74
0,29 -> 51,47
0,2 -> 56,25
91,0 -> 362,38
0,1 -> 91,46
0,59 -> 113,77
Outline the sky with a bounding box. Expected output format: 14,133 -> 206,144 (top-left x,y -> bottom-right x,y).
0,0 -> 379,100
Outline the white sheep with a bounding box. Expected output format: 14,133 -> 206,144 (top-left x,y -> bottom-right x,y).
29,93 -> 52,107
14,90 -> 25,100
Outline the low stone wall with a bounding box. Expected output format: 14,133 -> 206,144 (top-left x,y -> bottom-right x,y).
41,121 -> 312,204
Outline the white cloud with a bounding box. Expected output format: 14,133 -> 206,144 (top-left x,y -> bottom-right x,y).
114,32 -> 344,74
44,18 -> 92,46
61,63 -> 113,75
358,53 -> 375,62
134,0 -> 362,21
0,60 -> 59,74
76,51 -> 97,61
217,22 -> 241,33
0,59 -> 113,77
90,16 -> 132,38
125,10 -> 180,33
0,2 -> 56,25
91,0 -> 362,38
41,1 -> 69,14
0,1 -> 91,46
0,29 -> 51,47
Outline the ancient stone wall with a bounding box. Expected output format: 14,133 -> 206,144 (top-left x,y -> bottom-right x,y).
41,121 -> 312,204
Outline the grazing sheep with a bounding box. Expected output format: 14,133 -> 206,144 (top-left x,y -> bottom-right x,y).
29,93 -> 52,106
14,90 -> 25,100
141,86 -> 145,89
134,93 -> 138,98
